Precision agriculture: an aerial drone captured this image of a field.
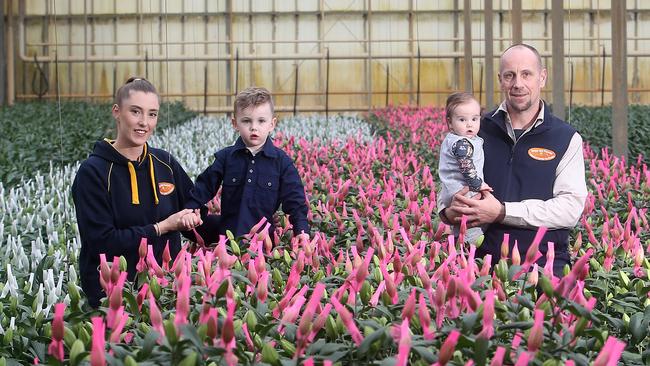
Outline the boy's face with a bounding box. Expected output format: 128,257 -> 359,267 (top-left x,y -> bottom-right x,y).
232,102 -> 277,150
448,100 -> 481,138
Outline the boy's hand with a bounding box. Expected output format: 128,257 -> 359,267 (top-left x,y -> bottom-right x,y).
158,209 -> 201,234
180,209 -> 203,230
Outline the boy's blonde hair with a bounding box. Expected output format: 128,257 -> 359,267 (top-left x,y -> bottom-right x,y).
445,92 -> 479,123
234,87 -> 274,117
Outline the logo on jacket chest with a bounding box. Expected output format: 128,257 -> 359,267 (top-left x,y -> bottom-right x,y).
528,147 -> 556,161
158,182 -> 175,195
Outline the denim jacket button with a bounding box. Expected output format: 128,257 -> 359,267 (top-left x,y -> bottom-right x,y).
232,178 -> 236,182
267,182 -> 272,187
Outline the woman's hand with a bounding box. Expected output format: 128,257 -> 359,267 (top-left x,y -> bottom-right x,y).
158,209 -> 203,234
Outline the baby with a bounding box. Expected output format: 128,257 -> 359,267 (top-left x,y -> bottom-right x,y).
437,92 -> 489,244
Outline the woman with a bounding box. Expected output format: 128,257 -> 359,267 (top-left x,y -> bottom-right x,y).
72,77 -> 201,307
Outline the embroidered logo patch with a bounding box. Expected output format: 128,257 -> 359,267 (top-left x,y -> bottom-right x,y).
158,182 -> 175,195
528,147 -> 556,161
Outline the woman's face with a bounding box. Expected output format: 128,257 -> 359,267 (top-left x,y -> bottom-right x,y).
112,91 -> 160,149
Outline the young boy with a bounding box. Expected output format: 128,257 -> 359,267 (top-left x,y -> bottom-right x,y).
437,92 -> 489,244
184,87 -> 309,241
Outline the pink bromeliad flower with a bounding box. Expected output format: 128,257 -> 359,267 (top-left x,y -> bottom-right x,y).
402,288 -> 417,321
297,283 -> 326,338
174,273 -> 191,327
478,290 -> 495,340
331,296 -> 363,346
308,303 -> 333,343
98,254 -> 111,294
90,316 -> 106,366
418,293 -> 435,340
593,336 -> 626,366
220,298 -> 238,366
162,242 -> 172,271
514,351 -> 534,366
146,245 -> 165,278
136,284 -> 149,312
489,346 -> 506,366
48,302 -> 66,361
393,318 -> 411,366
148,293 -> 165,339
434,330 -> 460,366
528,309 -> 545,353
109,306 -> 128,343
136,238 -> 147,273
256,271 -> 269,303
107,272 -> 127,327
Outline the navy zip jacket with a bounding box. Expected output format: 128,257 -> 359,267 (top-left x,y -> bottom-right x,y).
186,137 -> 309,238
72,140 -> 194,307
478,105 -> 576,274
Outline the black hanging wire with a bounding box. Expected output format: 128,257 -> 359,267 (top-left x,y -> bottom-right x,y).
164,0 -> 171,125
601,46 -> 606,106
31,54 -> 49,99
385,65 -> 390,107
235,48 -> 239,95
325,48 -> 330,119
478,62 -> 484,106
203,64 -> 208,115
51,0 -> 70,270
416,46 -> 421,107
569,62 -> 574,121
293,63 -> 299,116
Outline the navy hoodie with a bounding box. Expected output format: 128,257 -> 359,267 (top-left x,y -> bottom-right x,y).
72,139 -> 194,307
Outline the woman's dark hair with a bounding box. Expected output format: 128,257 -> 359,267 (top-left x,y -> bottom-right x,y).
114,77 -> 159,106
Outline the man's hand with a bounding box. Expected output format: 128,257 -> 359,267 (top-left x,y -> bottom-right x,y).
452,191 -> 505,227
443,187 -> 471,224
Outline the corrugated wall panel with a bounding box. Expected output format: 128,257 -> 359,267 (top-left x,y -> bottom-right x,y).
9,0 -> 650,113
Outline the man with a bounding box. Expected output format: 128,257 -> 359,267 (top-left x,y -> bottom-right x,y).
440,44 -> 587,276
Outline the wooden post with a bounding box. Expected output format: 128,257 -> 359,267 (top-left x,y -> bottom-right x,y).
226,0 -> 233,108
6,0 -> 13,105
485,0 -> 494,109
453,0 -> 459,90
463,0 -> 472,92
611,0 -> 628,159
512,0 -> 522,44
551,0 -> 565,120
0,0 -> 6,105
366,0 -> 373,111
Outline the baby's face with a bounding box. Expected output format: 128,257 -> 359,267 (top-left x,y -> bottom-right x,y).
448,100 -> 481,138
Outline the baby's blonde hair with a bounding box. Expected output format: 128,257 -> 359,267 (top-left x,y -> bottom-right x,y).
445,92 -> 479,122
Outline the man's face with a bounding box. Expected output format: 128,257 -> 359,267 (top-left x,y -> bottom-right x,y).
498,46 -> 547,114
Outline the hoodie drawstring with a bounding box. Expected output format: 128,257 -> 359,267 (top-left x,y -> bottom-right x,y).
127,161 -> 140,204
117,141 -> 157,206
149,154 -> 159,205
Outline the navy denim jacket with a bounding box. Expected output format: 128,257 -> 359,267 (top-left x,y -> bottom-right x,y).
187,137 -> 309,238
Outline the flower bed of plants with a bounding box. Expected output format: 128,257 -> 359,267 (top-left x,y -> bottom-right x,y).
0,108 -> 648,365
0,101 -> 196,187
568,105 -> 650,163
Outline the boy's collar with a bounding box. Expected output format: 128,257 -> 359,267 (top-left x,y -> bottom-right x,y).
233,136 -> 277,157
